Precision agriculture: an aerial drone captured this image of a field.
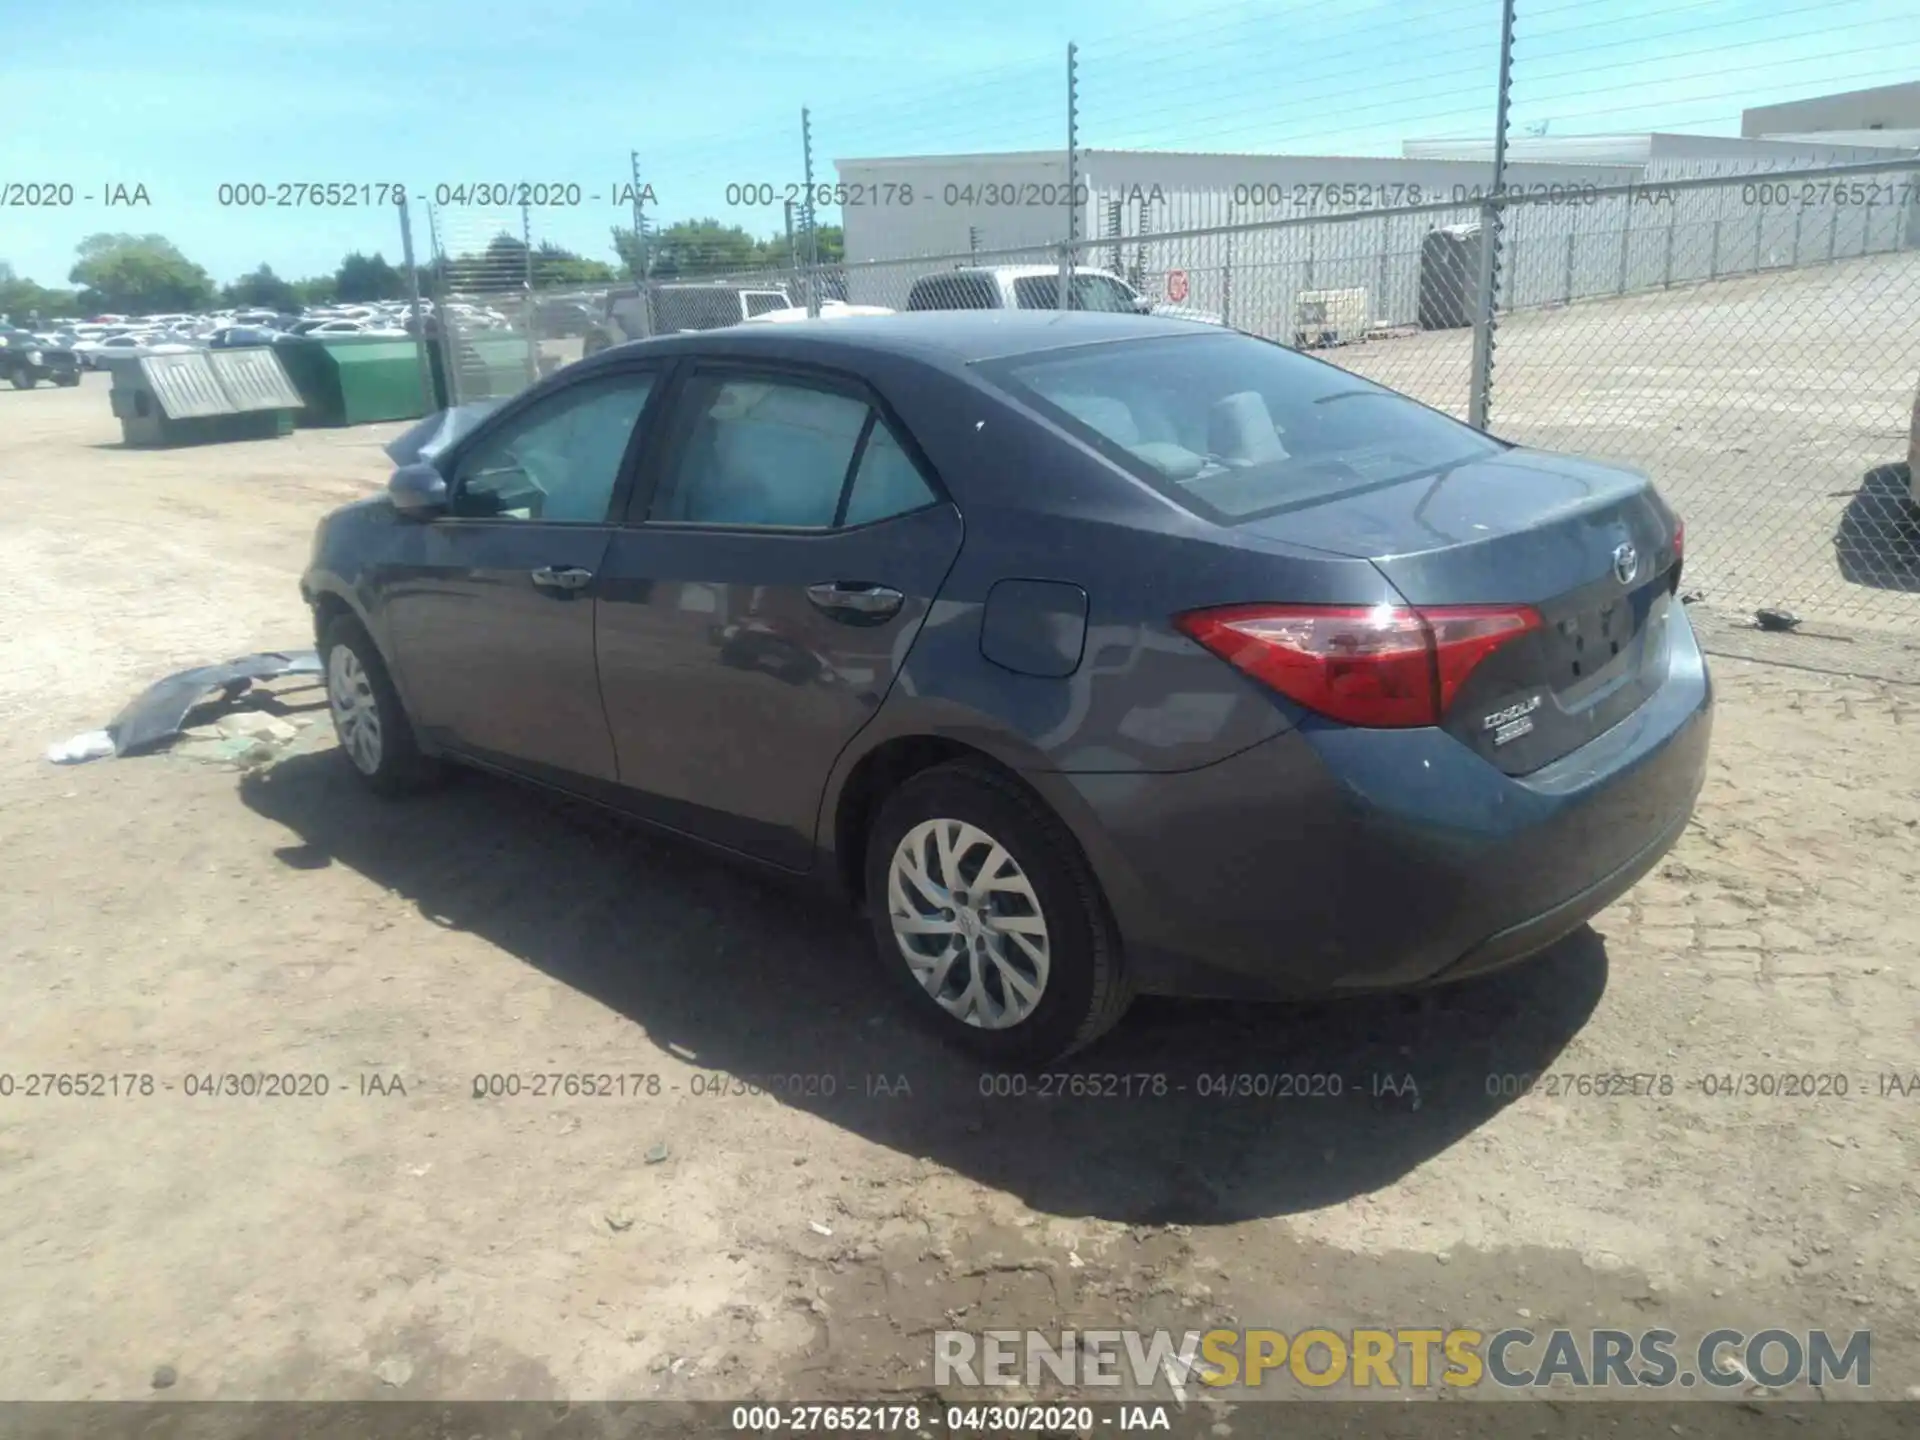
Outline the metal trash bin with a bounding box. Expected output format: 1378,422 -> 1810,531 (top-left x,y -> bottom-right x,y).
109,349 -> 301,447
1418,223 -> 1483,331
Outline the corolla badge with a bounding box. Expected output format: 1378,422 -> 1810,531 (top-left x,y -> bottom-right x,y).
1612,541 -> 1639,586
1484,694 -> 1542,747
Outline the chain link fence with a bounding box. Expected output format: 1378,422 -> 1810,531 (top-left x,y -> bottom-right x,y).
1480,161 -> 1920,635
398,144 -> 1920,660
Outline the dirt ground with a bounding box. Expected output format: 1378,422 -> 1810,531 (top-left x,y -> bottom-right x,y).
2,374 -> 1918,1406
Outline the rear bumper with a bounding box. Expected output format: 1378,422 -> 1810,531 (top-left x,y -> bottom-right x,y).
1051,601 -> 1713,999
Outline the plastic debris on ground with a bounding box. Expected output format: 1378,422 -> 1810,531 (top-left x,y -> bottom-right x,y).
46,649 -> 327,770
45,730 -> 116,765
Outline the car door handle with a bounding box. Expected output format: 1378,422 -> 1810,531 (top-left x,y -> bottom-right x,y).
530,565 -> 594,591
807,581 -> 904,622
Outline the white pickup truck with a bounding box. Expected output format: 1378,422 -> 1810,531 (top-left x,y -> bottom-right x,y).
902,264 -> 1223,326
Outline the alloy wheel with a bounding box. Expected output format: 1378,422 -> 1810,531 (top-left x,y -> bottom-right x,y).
327,644 -> 384,776
886,818 -> 1050,1029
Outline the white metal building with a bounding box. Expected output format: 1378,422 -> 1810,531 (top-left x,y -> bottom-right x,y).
835,131 -> 1919,333
1741,81 -> 1920,138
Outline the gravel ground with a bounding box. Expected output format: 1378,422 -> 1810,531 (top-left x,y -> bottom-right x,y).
0,372 -> 1916,1406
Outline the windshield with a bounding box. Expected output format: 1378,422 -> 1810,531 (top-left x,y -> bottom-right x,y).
983,332 -> 1503,524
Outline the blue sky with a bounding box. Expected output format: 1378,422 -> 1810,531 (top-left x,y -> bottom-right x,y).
2,0 -> 1915,287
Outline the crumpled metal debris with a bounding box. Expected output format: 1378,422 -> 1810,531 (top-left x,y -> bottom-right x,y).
384,401 -> 505,467
105,650 -> 322,757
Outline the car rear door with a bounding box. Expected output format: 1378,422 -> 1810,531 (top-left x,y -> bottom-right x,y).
379,361 -> 668,787
594,361 -> 963,869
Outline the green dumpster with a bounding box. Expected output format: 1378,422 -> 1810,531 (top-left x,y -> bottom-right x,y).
277,335 -> 434,426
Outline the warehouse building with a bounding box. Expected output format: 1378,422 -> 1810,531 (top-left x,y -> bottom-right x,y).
1741,80 -> 1920,141
834,114 -> 1919,336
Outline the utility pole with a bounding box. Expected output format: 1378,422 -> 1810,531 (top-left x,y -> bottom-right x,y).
629,150 -> 653,336
801,107 -> 820,317
1467,0 -> 1515,431
521,199 -> 538,386
396,193 -> 433,410
1059,42 -> 1079,311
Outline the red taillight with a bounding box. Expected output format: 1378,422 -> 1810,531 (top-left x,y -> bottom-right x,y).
1174,602 -> 1542,728
1672,516 -> 1685,561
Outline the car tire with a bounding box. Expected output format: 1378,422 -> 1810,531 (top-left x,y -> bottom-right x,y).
55,372 -> 81,388
863,760 -> 1132,1067
320,614 -> 443,797
9,367 -> 36,390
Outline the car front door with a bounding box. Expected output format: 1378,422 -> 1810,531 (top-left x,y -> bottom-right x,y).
595,363 -> 963,869
379,363 -> 666,788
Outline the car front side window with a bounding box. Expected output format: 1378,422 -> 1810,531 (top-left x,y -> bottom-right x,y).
453,372 -> 656,522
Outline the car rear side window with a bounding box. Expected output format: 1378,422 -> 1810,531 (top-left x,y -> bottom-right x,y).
650,375 -> 870,528
842,421 -> 937,527
984,332 -> 1503,525
906,273 -> 1000,310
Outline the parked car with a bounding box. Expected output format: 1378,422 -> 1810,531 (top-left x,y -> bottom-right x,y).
534,298 -> 600,338
0,327 -> 82,388
583,282 -> 796,355
301,312 -> 1709,1065
83,332 -> 160,367
71,331 -> 127,368
208,326 -> 285,349
904,264 -> 1224,326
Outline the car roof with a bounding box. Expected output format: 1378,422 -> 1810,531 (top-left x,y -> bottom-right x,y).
939,264 -> 1124,281
578,309 -> 1209,369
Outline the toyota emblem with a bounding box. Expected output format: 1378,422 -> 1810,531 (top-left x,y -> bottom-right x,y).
1612,541 -> 1639,586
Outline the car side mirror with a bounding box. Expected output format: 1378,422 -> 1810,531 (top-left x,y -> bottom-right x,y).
388,459 -> 449,517
1132,296 -> 1156,314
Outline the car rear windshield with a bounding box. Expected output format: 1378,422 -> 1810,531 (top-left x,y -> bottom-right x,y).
906,273 -> 1001,310
982,332 -> 1503,524
1010,274 -> 1138,312
654,289 -> 748,332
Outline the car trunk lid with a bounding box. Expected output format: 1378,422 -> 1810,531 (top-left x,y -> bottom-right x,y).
1240,449 -> 1683,774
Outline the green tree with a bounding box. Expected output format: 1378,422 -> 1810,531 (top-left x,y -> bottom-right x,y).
796,224 -> 846,265
334,251 -> 404,302
442,233 -> 532,294
532,242 -> 615,288
612,218 -> 764,280
612,219 -> 843,279
291,274 -> 339,307
0,262 -> 80,324
221,264 -> 300,312
68,233 -> 215,314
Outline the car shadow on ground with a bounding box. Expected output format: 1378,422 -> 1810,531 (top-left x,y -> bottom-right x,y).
240,751 -> 1607,1224
1834,463 -> 1920,593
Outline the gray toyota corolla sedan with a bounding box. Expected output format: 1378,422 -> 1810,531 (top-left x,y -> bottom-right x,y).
302,311 -> 1710,1065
